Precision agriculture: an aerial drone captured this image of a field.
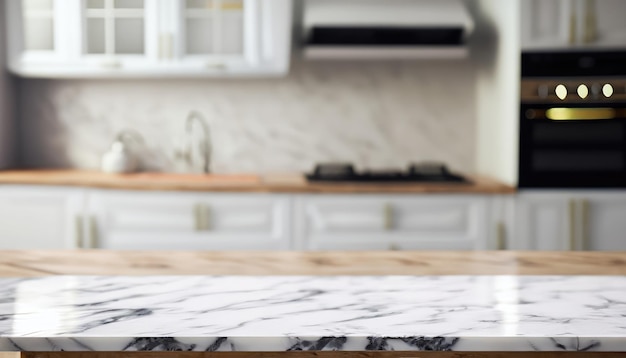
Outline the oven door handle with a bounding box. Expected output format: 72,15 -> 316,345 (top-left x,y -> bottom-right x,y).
526,107 -> 623,121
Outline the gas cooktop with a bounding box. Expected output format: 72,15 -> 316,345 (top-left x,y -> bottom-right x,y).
306,163 -> 469,183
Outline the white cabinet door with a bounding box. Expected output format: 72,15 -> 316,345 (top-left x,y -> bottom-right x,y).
161,0 -> 292,76
515,192 -> 574,250
522,0 -> 626,50
6,0 -> 70,70
295,195 -> 493,251
0,186 -> 84,249
86,190 -> 292,250
578,193 -> 626,250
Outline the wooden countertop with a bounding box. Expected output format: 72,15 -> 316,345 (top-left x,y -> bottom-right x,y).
1,250 -> 624,277
0,170 -> 515,194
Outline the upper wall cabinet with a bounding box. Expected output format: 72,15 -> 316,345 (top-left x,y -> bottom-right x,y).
522,0 -> 626,51
5,0 -> 293,78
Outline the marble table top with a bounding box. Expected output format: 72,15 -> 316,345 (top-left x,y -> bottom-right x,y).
0,275 -> 624,352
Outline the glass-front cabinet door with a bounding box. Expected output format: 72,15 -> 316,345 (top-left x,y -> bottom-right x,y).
6,0 -> 68,69
183,0 -> 245,57
157,0 -> 252,72
6,0 -> 292,77
80,0 -> 158,69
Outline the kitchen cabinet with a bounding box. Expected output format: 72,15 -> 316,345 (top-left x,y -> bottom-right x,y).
294,195 -> 500,250
85,189 -> 292,250
516,191 -> 626,251
5,0 -> 292,77
521,0 -> 626,50
0,186 -> 84,249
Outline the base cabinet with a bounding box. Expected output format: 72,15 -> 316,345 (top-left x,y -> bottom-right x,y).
86,190 -> 292,250
7,184 -> 626,251
0,186 -> 84,249
294,195 -> 500,251
516,191 -> 626,251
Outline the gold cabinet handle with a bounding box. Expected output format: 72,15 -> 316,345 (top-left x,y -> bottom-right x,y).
580,199 -> 590,250
204,205 -> 212,231
193,204 -> 202,231
496,221 -> 506,250
89,216 -> 98,249
568,3 -> 577,45
194,204 -> 211,231
383,203 -> 394,230
75,215 -> 84,249
583,0 -> 597,44
568,199 -> 577,250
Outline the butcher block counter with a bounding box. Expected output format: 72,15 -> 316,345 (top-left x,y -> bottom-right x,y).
0,251 -> 625,358
0,170 -> 515,194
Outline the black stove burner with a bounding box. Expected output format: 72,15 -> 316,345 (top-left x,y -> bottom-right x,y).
306,163 -> 469,183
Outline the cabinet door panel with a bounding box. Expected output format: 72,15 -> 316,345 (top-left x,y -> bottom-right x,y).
305,200 -> 386,233
203,205 -> 273,232
391,198 -> 488,250
394,204 -> 468,232
0,186 -> 84,249
296,195 -> 490,251
185,18 -> 214,55
515,194 -> 572,251
114,18 -> 145,54
584,197 -> 626,250
108,206 -> 192,231
86,18 -> 106,54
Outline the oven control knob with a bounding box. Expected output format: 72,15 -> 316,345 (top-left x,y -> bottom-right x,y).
555,84 -> 568,100
577,84 -> 589,99
603,83 -> 614,98
537,85 -> 549,99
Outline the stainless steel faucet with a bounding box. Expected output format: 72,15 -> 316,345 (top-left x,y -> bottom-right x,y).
184,111 -> 212,173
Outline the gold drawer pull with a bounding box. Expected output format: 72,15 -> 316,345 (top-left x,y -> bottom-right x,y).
89,216 -> 99,249
568,199 -> 576,250
383,203 -> 394,230
75,216 -> 84,249
194,204 -> 211,231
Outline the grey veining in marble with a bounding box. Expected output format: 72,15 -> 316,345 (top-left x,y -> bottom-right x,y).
0,275 -> 625,352
17,60 -> 476,173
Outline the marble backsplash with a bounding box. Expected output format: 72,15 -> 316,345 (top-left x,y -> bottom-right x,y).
17,60 -> 476,174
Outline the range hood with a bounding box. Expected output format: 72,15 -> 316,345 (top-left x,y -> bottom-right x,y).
302,0 -> 474,60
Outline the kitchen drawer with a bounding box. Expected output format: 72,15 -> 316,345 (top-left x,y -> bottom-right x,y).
295,195 -> 491,250
87,190 -> 292,250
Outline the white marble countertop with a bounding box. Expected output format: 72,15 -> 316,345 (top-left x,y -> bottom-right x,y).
0,275 -> 624,352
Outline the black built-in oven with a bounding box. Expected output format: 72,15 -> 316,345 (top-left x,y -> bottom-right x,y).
519,51 -> 626,188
